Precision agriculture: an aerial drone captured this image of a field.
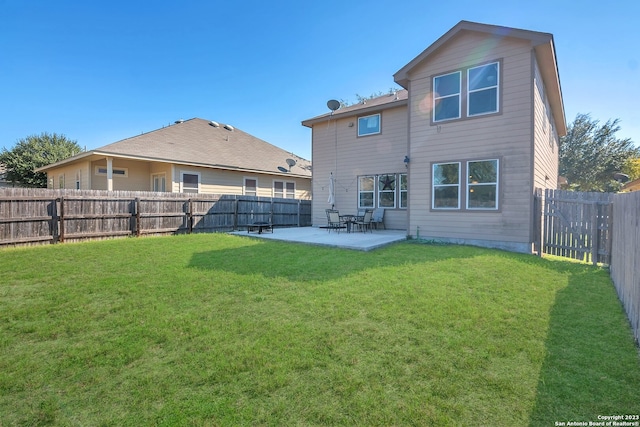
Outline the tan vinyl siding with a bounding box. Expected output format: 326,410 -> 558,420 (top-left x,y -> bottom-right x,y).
311,105 -> 408,228
532,58 -> 559,191
172,165 -> 311,199
407,33 -> 535,251
45,161 -> 91,190
90,159 -> 150,191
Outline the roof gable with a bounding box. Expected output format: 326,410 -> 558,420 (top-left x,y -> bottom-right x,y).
393,20 -> 566,135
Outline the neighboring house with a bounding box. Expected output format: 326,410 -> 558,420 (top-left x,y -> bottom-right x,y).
37,118 -> 311,199
0,164 -> 11,188
621,178 -> 640,192
303,20 -> 566,253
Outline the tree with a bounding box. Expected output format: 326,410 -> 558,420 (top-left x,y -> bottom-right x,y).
559,114 -> 639,192
621,157 -> 640,182
0,133 -> 82,187
339,88 -> 401,108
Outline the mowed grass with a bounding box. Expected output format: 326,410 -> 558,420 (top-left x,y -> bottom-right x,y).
0,234 -> 638,426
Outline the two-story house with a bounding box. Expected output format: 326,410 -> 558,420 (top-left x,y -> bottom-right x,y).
302,20 -> 566,253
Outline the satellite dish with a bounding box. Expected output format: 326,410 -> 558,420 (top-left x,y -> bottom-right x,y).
286,158 -> 296,167
327,99 -> 340,112
613,172 -> 630,183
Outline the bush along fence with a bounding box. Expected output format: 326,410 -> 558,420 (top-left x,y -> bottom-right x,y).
0,188 -> 311,246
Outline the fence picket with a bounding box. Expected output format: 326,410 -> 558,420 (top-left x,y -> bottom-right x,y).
0,188 -> 311,246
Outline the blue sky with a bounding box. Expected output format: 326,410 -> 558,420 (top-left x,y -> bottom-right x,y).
1,0 -> 638,160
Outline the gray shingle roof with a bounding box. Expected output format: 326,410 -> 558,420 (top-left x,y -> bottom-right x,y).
302,90 -> 408,127
40,118 -> 311,177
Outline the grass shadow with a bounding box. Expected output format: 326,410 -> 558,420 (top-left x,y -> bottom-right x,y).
188,237 -> 479,283
528,263 -> 640,425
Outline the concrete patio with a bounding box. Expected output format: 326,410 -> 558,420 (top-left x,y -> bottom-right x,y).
229,226 -> 407,251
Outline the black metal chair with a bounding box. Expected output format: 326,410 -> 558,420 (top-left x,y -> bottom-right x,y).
355,209 -> 373,232
325,209 -> 347,233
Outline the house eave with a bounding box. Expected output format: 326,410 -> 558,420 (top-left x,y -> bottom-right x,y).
302,98 -> 408,128
37,151 -> 311,179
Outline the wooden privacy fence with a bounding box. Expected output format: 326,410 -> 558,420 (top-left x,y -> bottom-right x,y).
609,191 -> 640,344
0,188 -> 311,246
536,189 -> 613,265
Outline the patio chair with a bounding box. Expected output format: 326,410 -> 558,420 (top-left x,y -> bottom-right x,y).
325,209 -> 347,233
371,208 -> 385,229
355,209 -> 373,233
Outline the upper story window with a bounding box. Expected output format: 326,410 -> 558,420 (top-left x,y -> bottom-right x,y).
467,62 -> 499,116
358,114 -> 381,136
433,61 -> 500,123
433,71 -> 461,122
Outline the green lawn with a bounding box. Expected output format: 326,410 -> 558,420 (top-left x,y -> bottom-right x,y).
1,234 -> 638,426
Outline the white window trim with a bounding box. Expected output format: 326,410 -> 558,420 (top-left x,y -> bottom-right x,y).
180,171 -> 200,194
244,177 -> 257,196
272,180 -> 296,198
433,71 -> 461,123
152,173 -> 166,192
357,113 -> 381,137
358,175 -> 375,209
399,173 -> 408,209
466,159 -> 499,210
467,62 -> 499,117
432,162 -> 461,210
377,174 -> 397,209
95,165 -> 128,177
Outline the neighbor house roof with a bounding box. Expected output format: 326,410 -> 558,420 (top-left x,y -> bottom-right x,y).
37,118 -> 311,178
301,90 -> 409,127
393,20 -> 566,136
621,177 -> 640,192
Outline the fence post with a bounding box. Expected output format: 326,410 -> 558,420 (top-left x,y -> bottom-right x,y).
50,198 -> 59,244
135,197 -> 141,237
187,199 -> 193,234
59,196 -> 65,243
233,197 -> 238,231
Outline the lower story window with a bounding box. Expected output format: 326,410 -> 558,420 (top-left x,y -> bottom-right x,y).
244,178 -> 257,196
181,172 -> 199,194
358,176 -> 375,208
467,159 -> 498,210
153,173 -> 166,192
432,159 -> 499,210
400,174 -> 408,208
432,163 -> 460,209
274,181 -> 296,198
358,173 -> 406,209
378,174 -> 396,208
